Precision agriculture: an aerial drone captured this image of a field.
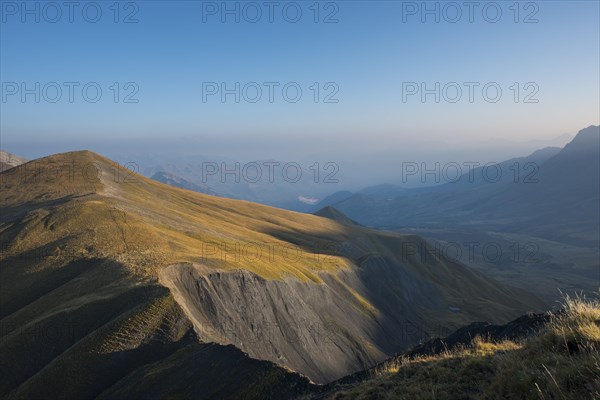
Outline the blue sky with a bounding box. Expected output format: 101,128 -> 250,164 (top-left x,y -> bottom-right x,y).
1,0 -> 599,160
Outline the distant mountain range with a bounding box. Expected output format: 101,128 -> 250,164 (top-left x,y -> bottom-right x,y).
309,147 -> 562,213
326,126 -> 599,243
316,126 -> 600,301
150,171 -> 217,196
112,155 -> 339,212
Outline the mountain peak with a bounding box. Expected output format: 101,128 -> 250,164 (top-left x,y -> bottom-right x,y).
314,206 -> 360,226
569,124 -> 599,146
0,150 -> 135,207
553,125 -> 599,159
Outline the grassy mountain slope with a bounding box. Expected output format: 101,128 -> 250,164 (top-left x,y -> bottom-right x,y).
314,205 -> 360,226
1,151 -> 545,395
327,296 -> 600,399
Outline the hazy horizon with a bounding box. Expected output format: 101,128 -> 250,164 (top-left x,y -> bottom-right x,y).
0,128 -> 580,189
2,1 -> 599,172
1,2 -> 599,398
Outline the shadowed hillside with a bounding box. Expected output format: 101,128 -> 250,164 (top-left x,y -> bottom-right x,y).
328,126 -> 600,302
332,126 -> 599,244
325,295 -> 600,399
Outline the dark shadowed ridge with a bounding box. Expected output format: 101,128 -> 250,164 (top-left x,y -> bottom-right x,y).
309,190 -> 354,213
314,206 -> 360,226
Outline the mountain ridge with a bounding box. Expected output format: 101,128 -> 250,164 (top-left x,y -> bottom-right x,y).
1,150 -> 546,396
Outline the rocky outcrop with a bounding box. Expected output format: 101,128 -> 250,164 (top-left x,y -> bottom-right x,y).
159,260 -> 449,384
0,151 -> 26,172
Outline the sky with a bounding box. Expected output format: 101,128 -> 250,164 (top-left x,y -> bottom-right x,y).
1,0 -> 599,175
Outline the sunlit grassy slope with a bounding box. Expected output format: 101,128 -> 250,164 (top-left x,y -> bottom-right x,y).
329,295 -> 600,399
1,150 -> 355,281
0,151 -> 545,324
0,150 -> 553,396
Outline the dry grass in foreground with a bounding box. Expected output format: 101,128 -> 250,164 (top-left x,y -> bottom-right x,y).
331,295 -> 600,400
